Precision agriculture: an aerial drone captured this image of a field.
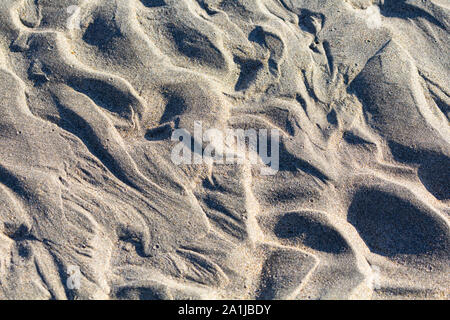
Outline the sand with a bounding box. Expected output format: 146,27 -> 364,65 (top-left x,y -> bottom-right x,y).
0,0 -> 448,300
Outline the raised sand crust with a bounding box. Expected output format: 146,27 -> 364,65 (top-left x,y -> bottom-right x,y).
0,0 -> 448,299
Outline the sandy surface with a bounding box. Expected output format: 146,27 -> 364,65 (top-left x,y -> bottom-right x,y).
0,0 -> 449,300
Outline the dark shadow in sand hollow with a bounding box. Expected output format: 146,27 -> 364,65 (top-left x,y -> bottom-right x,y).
347,188 -> 448,256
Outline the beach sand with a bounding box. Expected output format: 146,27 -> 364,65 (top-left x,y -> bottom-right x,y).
0,0 -> 448,299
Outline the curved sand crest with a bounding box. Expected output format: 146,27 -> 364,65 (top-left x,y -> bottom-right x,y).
0,0 -> 448,299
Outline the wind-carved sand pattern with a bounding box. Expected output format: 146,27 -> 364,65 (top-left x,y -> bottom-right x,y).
0,0 -> 448,300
